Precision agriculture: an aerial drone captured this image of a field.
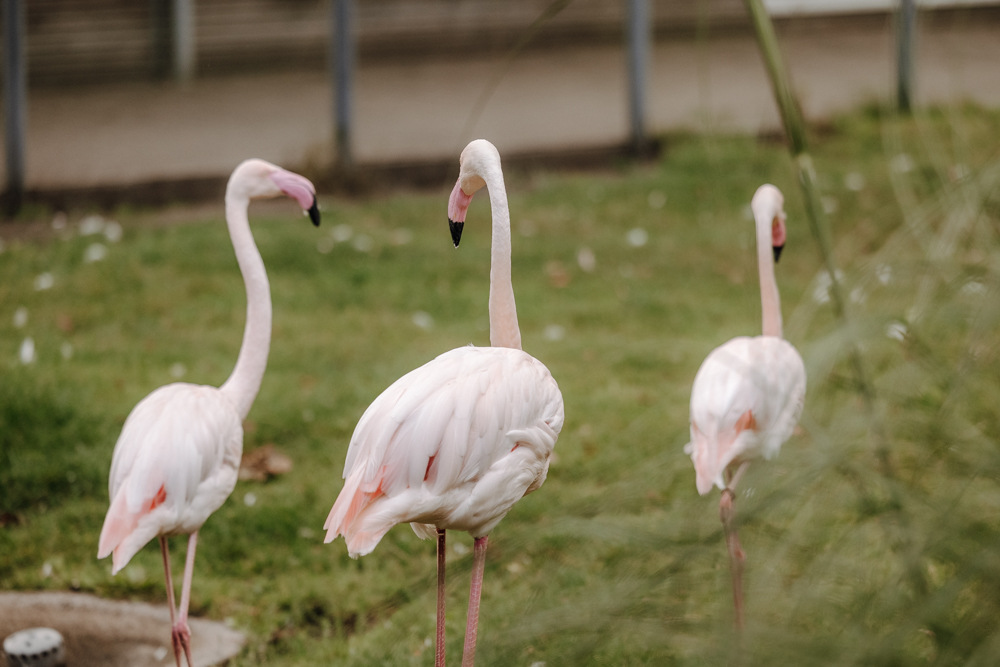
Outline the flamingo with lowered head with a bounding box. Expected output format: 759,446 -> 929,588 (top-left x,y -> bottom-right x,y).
685,183 -> 806,628
98,159 -> 320,667
325,139 -> 563,667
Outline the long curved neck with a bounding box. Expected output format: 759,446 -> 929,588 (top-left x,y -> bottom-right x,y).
754,205 -> 783,338
219,194 -> 272,420
484,166 -> 521,350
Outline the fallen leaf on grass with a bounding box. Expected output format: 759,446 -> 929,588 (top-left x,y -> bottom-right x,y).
56,313 -> 74,333
239,444 -> 293,482
545,260 -> 571,288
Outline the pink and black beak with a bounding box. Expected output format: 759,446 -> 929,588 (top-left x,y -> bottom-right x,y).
772,213 -> 787,263
307,200 -> 321,227
449,219 -> 463,248
447,179 -> 474,247
270,168 -> 321,227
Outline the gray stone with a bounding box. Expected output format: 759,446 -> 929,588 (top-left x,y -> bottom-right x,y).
0,592 -> 243,667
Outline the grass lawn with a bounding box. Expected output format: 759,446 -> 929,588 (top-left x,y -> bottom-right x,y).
2,105 -> 1000,666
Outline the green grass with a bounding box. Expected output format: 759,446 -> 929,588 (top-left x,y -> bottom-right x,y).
3,104 -> 1000,665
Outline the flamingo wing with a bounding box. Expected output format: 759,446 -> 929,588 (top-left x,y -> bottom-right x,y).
687,336 -> 805,494
98,383 -> 243,573
326,346 -> 563,556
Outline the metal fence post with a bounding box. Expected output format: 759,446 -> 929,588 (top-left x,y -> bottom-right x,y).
150,0 -> 171,79
331,0 -> 355,166
626,0 -> 651,154
172,0 -> 195,82
3,0 -> 26,216
897,0 -> 916,113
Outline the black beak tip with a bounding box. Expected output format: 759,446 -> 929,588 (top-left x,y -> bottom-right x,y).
308,198 -> 321,227
773,244 -> 784,263
449,219 -> 464,248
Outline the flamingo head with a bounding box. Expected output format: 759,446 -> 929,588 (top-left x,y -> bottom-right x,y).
448,140 -> 500,247
228,158 -> 321,226
751,184 -> 786,263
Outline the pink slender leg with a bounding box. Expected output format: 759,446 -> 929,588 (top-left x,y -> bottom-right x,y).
160,537 -> 183,667
174,531 -> 198,667
461,535 -> 489,667
436,528 -> 447,667
720,462 -> 750,631
720,489 -> 746,630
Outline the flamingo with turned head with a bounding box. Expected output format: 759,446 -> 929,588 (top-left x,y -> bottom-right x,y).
98,159 -> 320,667
685,183 -> 806,629
324,139 -> 564,667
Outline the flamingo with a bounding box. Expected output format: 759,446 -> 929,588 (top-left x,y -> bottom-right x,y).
324,139 -> 564,667
97,159 -> 320,667
684,183 -> 806,629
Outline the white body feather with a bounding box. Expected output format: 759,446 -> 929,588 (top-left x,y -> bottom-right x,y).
99,383 -> 243,573
687,335 -> 805,495
325,345 -> 564,557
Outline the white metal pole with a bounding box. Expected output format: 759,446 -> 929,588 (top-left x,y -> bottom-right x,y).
173,0 -> 195,83
626,0 -> 651,153
331,0 -> 355,166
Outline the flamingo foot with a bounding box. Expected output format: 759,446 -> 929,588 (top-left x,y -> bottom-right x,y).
172,622 -> 193,667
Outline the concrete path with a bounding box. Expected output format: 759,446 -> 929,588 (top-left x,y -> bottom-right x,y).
7,18 -> 1000,190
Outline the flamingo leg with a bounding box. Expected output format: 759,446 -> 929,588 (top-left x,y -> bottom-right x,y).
160,537 -> 183,667
720,462 -> 750,631
460,535 -> 489,667
174,531 -> 198,667
436,528 -> 447,667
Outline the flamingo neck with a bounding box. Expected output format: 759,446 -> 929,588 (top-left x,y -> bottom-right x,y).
484,166 -> 521,350
219,194 -> 272,420
754,204 -> 783,338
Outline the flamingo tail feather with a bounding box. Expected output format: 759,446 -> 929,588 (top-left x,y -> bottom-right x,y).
98,484 -> 166,574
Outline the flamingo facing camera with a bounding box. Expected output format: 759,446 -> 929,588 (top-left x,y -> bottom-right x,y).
325,140 -> 564,667
685,184 -> 806,628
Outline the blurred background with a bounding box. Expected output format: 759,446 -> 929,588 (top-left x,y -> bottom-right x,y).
1,0 -> 998,202
3,1 -> 1000,666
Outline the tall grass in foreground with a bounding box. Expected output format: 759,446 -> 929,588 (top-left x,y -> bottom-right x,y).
2,106 -> 1000,666
477,107 -> 1000,666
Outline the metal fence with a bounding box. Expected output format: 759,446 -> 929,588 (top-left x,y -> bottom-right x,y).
2,0 -> 999,211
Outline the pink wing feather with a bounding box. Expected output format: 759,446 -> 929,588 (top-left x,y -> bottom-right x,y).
325,346 -> 563,557
687,336 -> 805,495
98,383 -> 243,573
